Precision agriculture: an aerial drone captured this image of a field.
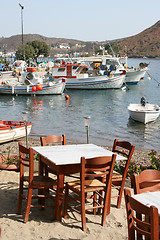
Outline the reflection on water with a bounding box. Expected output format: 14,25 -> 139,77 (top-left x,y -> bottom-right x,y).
127,117 -> 160,149
0,58 -> 160,151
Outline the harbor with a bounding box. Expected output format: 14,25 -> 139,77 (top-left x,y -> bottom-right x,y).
0,58 -> 159,151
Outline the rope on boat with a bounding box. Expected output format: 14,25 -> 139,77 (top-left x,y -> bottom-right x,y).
147,72 -> 160,87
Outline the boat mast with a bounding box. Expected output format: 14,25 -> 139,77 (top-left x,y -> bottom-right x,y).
107,41 -> 115,57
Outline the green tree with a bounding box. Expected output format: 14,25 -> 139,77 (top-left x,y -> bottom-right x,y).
15,44 -> 35,60
27,40 -> 50,59
16,40 -> 50,61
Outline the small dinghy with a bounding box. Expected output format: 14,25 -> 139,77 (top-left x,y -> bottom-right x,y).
128,97 -> 160,124
0,121 -> 33,143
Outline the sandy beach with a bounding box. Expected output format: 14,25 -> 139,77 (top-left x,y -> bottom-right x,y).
0,137 -> 150,240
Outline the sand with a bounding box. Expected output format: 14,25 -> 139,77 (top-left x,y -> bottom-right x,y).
0,137 -> 150,240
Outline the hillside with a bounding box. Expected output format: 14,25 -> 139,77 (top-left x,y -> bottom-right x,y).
0,34 -> 84,52
117,21 -> 160,57
0,21 -> 160,57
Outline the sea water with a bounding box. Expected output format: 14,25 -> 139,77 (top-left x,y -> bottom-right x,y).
0,58 -> 160,151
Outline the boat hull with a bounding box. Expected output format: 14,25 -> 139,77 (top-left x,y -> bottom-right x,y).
0,82 -> 65,95
128,104 -> 160,124
65,75 -> 125,89
0,121 -> 33,143
125,68 -> 147,84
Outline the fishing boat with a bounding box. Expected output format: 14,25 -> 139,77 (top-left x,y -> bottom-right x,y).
52,62 -> 125,89
120,56 -> 149,84
0,121 -> 33,143
72,55 -> 148,85
128,98 -> 160,124
0,67 -> 65,95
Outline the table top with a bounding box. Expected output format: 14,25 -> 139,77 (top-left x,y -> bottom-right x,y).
132,191 -> 160,213
32,144 -> 126,165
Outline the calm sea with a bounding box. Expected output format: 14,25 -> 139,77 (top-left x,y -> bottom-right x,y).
0,58 -> 160,151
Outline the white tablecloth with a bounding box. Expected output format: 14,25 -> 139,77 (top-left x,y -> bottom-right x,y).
132,191 -> 160,214
33,144 -> 126,165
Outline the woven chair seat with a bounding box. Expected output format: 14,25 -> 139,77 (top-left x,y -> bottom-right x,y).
67,179 -> 105,193
112,171 -> 123,179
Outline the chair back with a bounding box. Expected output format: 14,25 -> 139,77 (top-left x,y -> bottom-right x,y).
40,134 -> 66,146
124,189 -> 159,240
112,139 -> 135,175
80,154 -> 116,193
132,169 -> 160,194
19,142 -> 34,183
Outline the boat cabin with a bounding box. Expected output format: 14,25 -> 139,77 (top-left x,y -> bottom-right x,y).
21,67 -> 43,85
52,63 -> 89,79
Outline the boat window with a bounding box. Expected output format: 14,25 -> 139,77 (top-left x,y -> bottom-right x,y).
106,59 -> 118,66
58,67 -> 65,72
72,65 -> 79,70
76,66 -> 88,74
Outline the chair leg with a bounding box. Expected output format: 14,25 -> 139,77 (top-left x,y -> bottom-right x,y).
106,186 -> 112,215
81,193 -> 86,231
98,190 -> 103,214
93,192 -> 97,215
101,191 -> 109,226
17,180 -> 24,214
116,182 -> 125,208
64,184 -> 69,219
24,188 -> 33,223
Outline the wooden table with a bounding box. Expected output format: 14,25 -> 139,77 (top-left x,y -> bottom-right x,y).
132,191 -> 160,214
32,144 -> 126,221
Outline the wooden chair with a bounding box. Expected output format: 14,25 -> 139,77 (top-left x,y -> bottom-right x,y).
40,134 -> 66,147
40,134 -> 66,176
124,189 -> 159,240
64,154 -> 116,231
132,169 -> 160,194
110,139 -> 135,209
17,143 -> 57,223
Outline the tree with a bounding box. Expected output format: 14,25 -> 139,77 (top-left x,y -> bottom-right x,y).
16,40 -> 50,61
27,40 -> 50,59
15,44 -> 35,60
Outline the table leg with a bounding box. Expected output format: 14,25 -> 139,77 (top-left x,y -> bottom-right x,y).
38,155 -> 44,204
56,173 -> 64,221
38,155 -> 44,176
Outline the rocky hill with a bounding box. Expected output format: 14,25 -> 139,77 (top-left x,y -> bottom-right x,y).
117,20 -> 160,57
0,34 -> 84,51
0,20 -> 160,58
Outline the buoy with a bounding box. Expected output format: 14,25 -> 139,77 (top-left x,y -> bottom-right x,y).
36,84 -> 42,91
65,94 -> 70,101
32,86 -> 37,92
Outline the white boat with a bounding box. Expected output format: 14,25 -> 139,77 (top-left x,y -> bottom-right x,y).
125,67 -> 148,84
73,55 -> 148,85
120,56 -> 149,84
0,67 -> 65,95
52,62 -> 125,89
128,98 -> 160,124
0,121 -> 33,143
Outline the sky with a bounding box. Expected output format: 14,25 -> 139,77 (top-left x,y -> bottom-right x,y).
1,0 -> 160,42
